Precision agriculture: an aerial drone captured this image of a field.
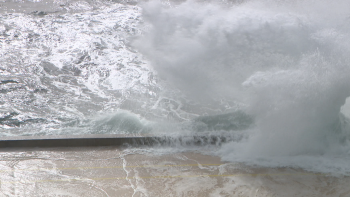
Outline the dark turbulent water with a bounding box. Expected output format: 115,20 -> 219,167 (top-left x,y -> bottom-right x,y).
1,0 -> 350,174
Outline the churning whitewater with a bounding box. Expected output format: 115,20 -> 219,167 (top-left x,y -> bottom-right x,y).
1,0 -> 350,175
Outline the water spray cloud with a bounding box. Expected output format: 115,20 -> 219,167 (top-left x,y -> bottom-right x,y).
136,0 -> 350,158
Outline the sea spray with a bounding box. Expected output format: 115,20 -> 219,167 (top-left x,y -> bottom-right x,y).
135,0 -> 350,163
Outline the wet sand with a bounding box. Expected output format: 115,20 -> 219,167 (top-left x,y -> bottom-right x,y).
0,147 -> 349,197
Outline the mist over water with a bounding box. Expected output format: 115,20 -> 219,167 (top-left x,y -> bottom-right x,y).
1,0 -> 350,174
135,0 -> 350,173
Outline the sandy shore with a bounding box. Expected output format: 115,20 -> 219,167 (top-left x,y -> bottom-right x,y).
0,146 -> 349,197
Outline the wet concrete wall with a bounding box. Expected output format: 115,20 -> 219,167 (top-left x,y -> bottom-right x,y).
0,135 -> 230,148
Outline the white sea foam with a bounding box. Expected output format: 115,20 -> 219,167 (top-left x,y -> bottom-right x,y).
0,1 -> 161,135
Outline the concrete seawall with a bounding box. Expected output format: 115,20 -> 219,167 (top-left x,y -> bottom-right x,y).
0,134 -> 230,148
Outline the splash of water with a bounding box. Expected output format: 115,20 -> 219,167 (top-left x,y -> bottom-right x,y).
135,0 -> 350,163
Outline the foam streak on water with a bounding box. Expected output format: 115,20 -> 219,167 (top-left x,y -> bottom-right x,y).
0,0 -> 161,136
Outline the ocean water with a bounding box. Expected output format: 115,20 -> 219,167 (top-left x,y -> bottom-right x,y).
1,0 -> 350,175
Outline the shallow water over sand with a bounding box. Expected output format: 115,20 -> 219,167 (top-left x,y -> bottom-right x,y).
0,147 -> 349,197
